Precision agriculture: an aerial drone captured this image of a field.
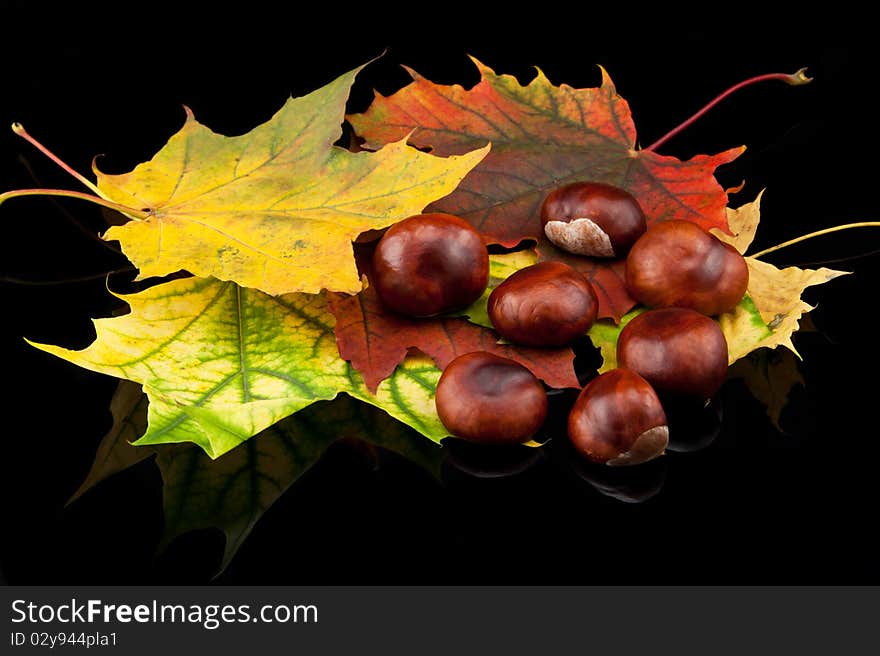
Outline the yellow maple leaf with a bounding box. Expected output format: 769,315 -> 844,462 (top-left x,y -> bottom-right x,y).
713,193 -> 849,357
95,64 -> 488,295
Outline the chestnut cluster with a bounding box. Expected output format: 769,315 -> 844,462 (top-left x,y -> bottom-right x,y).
367,179 -> 747,469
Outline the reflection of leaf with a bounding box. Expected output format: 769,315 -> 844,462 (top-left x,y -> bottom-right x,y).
70,385 -> 444,575
98,64 -> 488,296
31,277 -> 446,457
727,348 -> 805,430
351,57 -> 741,319
67,380 -> 150,506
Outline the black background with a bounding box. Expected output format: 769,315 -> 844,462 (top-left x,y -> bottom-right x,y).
1,4 -> 877,584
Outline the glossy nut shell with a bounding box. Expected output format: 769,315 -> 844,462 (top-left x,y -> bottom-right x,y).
435,352 -> 548,445
487,261 -> 598,347
625,220 -> 749,316
617,307 -> 729,400
567,368 -> 669,466
373,213 -> 489,317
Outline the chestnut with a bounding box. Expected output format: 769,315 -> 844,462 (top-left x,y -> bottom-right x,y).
435,352 -> 548,445
617,308 -> 729,400
567,368 -> 669,466
372,212 -> 489,317
625,220 -> 749,316
540,182 -> 647,258
487,261 -> 598,347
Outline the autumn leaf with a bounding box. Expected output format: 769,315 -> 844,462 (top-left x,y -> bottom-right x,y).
327,248 -> 578,394
69,383 -> 443,574
29,277 -> 447,458
713,193 -> 849,356
94,64 -> 488,296
587,307 -> 645,374
350,57 -> 741,319
716,295 -> 773,363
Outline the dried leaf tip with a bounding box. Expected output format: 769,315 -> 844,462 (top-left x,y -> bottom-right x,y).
785,68 -> 812,86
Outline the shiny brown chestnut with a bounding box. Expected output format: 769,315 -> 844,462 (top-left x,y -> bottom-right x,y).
435,352 -> 548,445
617,307 -> 729,400
567,368 -> 669,466
540,182 -> 647,258
372,213 -> 489,317
487,261 -> 599,347
625,220 -> 749,315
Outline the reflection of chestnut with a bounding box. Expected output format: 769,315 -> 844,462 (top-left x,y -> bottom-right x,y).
567,368 -> 668,466
617,308 -> 728,400
540,182 -> 647,257
625,220 -> 749,315
664,398 -> 723,453
372,213 -> 489,317
443,438 -> 545,479
569,450 -> 667,503
435,352 -> 548,444
487,262 -> 598,347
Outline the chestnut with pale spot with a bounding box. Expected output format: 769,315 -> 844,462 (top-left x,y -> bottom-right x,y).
435,352 -> 548,445
540,182 -> 647,258
567,368 -> 668,466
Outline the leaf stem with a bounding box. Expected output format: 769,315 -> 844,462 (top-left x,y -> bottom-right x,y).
11,122 -> 106,197
643,68 -> 812,153
16,152 -> 123,253
751,222 -> 880,258
0,266 -> 136,286
0,188 -> 150,221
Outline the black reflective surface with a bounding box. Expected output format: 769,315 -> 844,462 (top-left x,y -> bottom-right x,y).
1,7 -> 877,584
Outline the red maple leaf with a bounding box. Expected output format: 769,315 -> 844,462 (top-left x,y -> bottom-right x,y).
349,58 -> 742,320
327,284 -> 578,394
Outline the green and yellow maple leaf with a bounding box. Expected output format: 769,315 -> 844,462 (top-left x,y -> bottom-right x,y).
586,307 -> 645,374
29,277 -> 446,458
94,64 -> 488,296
